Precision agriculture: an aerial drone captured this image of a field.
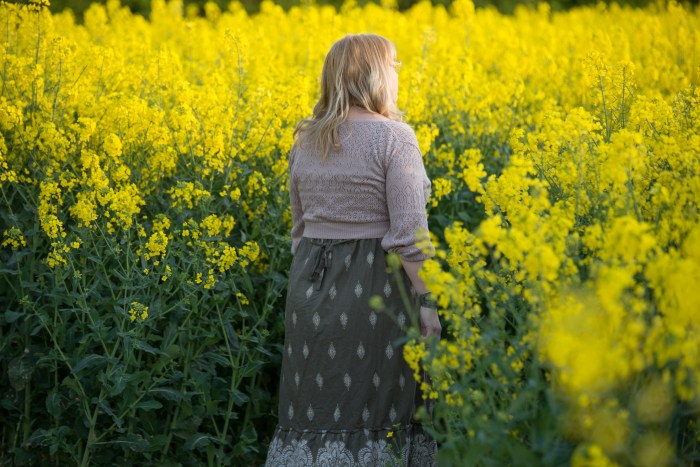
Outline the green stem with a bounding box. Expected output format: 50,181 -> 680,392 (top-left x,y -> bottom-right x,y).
620,66 -> 626,129
22,379 -> 30,447
598,74 -> 610,142
160,403 -> 181,459
51,48 -> 62,123
74,276 -> 110,356
79,403 -> 102,467
28,6 -> 44,124
37,307 -> 95,464
216,303 -> 242,464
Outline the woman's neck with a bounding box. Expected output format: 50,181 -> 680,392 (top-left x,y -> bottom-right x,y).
347,106 -> 389,121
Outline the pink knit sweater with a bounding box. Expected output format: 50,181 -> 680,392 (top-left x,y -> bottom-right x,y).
289,120 -> 434,262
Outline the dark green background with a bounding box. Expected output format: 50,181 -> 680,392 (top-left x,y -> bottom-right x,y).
23,0 -> 699,22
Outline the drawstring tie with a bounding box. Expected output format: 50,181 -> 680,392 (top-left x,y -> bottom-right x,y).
307,238 -> 354,291
309,244 -> 333,291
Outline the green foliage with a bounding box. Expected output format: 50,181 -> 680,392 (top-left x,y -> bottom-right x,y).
0,158 -> 289,466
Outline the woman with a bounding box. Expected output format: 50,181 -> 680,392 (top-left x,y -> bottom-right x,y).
265,33 -> 441,466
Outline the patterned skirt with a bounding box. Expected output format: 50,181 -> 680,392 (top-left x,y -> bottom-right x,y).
265,237 -> 438,466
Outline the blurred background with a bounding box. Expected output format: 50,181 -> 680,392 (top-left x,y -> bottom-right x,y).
28,0 -> 700,21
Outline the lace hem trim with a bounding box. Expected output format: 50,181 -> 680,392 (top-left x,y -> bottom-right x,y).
265,426 -> 437,467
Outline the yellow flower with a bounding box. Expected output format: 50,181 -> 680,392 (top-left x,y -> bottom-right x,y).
128,302 -> 149,322
1,227 -> 27,250
430,177 -> 452,207
169,181 -> 211,209
103,133 -> 123,159
145,230 -> 168,261
69,192 -> 98,227
235,292 -> 250,305
161,265 -> 172,282
571,444 -> 619,467
1,1 -> 698,456
238,241 -> 260,268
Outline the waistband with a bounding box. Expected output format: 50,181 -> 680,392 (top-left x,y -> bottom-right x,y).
303,221 -> 389,240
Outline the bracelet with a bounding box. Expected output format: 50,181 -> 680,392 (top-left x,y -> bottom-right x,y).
419,292 -> 438,309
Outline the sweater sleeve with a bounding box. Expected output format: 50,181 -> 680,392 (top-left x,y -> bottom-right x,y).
289,146 -> 305,255
381,130 -> 435,262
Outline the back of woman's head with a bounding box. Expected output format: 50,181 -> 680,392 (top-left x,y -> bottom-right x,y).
294,34 -> 404,160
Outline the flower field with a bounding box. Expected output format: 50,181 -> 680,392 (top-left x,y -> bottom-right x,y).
1,0 -> 699,464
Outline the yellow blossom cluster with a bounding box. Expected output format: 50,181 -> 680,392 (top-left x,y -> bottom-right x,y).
1,226 -> 27,249
0,0 -> 269,282
128,301 -> 149,322
0,0 -> 698,461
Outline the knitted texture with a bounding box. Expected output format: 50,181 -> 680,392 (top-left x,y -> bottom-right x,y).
289,120 -> 434,262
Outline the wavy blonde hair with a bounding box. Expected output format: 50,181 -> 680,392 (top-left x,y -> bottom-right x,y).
293,34 -> 404,161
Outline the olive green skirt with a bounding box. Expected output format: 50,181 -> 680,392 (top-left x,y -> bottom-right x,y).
265,237 -> 437,466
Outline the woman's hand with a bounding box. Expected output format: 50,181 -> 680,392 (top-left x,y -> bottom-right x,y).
419,306 -> 442,339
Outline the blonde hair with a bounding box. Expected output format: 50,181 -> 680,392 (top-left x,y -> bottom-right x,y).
294,34 -> 404,161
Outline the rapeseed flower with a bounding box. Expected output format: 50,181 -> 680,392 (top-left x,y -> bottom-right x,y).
1,227 -> 27,249
1,0 -> 698,462
128,302 -> 149,322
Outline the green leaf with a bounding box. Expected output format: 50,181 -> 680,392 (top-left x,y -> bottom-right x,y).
28,428 -> 50,446
202,351 -> 230,367
132,339 -> 167,356
1,398 -> 18,411
46,392 -> 61,418
232,390 -> 249,407
8,357 -> 33,390
72,354 -> 108,374
4,310 -> 24,323
129,370 -> 151,385
97,401 -> 123,429
61,376 -> 82,396
150,387 -> 184,402
135,400 -> 162,411
107,374 -> 127,397
509,442 -> 543,467
164,344 -> 181,358
106,434 -> 149,451
224,322 -> 240,353
184,433 -> 214,450
240,359 -> 263,378
147,434 -> 169,451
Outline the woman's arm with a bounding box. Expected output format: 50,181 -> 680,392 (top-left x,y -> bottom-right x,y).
289,147 -> 305,255
399,257 -> 429,295
381,125 -> 440,338
400,257 -> 442,339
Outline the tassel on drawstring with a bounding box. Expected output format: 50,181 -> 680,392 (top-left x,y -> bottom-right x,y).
308,244 -> 334,291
